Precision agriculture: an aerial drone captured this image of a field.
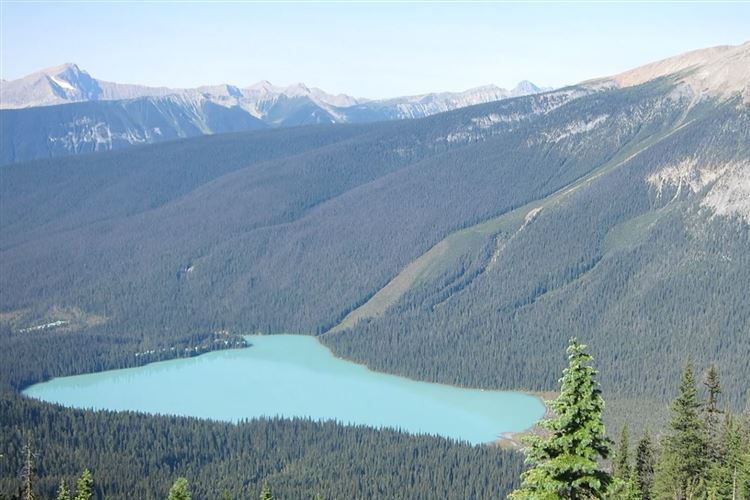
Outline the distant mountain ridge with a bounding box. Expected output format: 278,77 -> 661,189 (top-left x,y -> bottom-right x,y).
1,63 -> 363,111
0,63 -> 546,117
0,96 -> 268,164
0,63 -> 549,164
4,40 -> 747,165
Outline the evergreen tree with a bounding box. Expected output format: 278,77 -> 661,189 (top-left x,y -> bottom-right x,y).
743,400 -> 750,499
20,435 -> 35,500
704,414 -> 737,499
74,469 -> 93,500
605,476 -> 639,500
607,425 -> 638,499
167,477 -> 191,500
703,365 -> 724,463
510,337 -> 612,499
634,431 -> 655,500
654,362 -> 708,499
56,480 -> 71,500
719,413 -> 750,500
704,365 -> 722,415
259,483 -> 272,500
614,425 -> 631,481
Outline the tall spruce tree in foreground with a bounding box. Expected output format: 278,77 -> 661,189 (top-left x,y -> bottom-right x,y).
510,337 -> 612,499
703,366 -> 729,498
653,362 -> 708,499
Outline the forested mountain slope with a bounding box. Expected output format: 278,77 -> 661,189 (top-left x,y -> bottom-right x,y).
1,43 -> 749,418
325,99 -> 750,408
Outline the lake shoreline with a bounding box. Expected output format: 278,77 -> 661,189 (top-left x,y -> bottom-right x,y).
23,333 -> 546,446
315,332 -> 551,440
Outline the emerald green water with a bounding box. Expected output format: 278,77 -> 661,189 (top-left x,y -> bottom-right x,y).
23,335 -> 545,444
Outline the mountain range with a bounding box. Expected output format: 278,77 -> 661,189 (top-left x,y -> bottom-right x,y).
2,39 -> 749,435
0,64 -> 547,164
1,62 -> 545,114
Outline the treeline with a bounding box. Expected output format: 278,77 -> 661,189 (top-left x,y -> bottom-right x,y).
0,392 -> 524,499
7,460 -> 269,500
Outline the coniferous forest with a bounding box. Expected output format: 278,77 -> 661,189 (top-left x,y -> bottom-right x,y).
2,339 -> 748,499
0,393 -> 526,499
1,12 -> 750,498
508,340 -> 750,500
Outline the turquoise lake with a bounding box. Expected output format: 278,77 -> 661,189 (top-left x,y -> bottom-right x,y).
23,334 -> 545,445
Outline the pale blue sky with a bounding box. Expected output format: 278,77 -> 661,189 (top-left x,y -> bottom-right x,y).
1,1 -> 748,99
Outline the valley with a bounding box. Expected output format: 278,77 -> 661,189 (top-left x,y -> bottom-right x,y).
1,33 -> 749,499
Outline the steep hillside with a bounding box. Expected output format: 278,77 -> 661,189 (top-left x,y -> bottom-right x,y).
324,99 -> 750,409
1,43 -> 748,419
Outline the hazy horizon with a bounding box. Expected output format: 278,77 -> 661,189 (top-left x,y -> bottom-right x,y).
2,2 -> 749,99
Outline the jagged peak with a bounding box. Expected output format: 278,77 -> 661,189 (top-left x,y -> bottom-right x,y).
197,83 -> 242,98
512,80 -> 540,93
35,62 -> 85,78
284,82 -> 312,96
247,79 -> 276,91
